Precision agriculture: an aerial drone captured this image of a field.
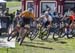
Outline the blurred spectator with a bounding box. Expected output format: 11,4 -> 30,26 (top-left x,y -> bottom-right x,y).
9,12 -> 15,23
16,9 -> 20,16
19,9 -> 22,13
5,8 -> 10,16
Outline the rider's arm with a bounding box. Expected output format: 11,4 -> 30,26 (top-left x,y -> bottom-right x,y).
30,13 -> 35,20
48,16 -> 53,26
62,15 -> 69,21
19,11 -> 26,17
37,15 -> 44,21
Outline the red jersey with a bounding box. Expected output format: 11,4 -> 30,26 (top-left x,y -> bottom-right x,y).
70,15 -> 75,21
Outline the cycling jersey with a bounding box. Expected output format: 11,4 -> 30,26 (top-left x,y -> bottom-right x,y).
41,15 -> 53,28
19,11 -> 35,20
19,10 -> 35,27
41,15 -> 53,23
70,15 -> 75,21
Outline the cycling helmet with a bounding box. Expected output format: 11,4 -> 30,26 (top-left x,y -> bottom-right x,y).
44,11 -> 49,16
28,8 -> 33,12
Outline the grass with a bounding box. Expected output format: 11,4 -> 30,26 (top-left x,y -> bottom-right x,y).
9,7 -> 20,13
6,1 -> 21,13
0,37 -> 75,53
6,1 -> 21,8
1,1 -> 75,53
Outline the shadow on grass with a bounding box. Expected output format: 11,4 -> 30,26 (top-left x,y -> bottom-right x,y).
42,39 -> 54,43
46,38 -> 59,42
35,38 -> 67,44
35,38 -> 55,43
56,41 -> 67,44
22,44 -> 54,50
23,41 -> 45,45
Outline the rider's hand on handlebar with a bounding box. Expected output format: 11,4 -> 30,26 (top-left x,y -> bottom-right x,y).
47,25 -> 51,29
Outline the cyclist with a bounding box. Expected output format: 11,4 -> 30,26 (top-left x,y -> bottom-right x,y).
17,8 -> 35,42
37,11 -> 53,30
7,8 -> 35,42
19,8 -> 35,27
37,11 -> 53,39
70,9 -> 75,29
62,8 -> 75,37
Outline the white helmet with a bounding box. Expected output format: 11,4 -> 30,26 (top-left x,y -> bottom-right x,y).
28,8 -> 33,12
44,11 -> 49,16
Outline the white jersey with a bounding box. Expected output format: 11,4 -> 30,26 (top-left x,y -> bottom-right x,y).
41,15 -> 53,23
